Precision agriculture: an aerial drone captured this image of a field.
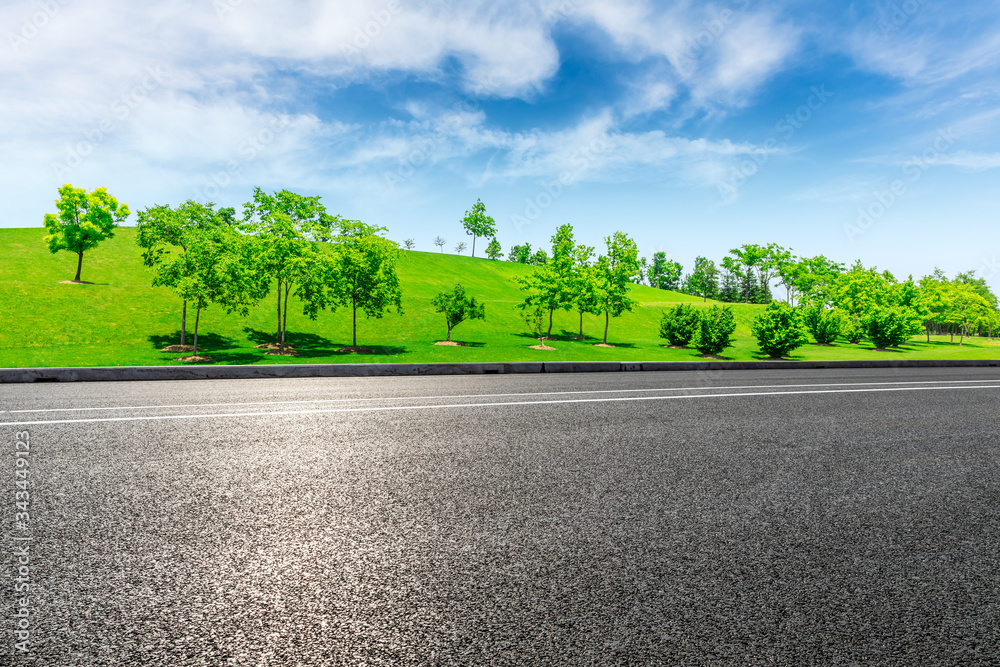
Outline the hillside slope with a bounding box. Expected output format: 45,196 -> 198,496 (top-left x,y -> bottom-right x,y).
2,227 -> 995,367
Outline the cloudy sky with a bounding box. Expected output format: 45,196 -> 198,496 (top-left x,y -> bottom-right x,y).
3,0 -> 999,285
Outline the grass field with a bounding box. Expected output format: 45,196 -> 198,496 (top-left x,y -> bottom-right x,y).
2,226 -> 998,367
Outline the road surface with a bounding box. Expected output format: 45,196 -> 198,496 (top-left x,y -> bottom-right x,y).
3,368 -> 999,665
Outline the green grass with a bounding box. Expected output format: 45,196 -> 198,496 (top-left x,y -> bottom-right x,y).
2,226 -> 998,367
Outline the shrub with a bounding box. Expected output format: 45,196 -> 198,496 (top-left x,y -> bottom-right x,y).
863,307 -> 913,349
659,304 -> 701,346
693,305 -> 737,355
843,316 -> 865,344
803,305 -> 844,344
752,302 -> 809,358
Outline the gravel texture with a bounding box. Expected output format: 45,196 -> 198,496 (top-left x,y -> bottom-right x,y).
2,369 -> 999,665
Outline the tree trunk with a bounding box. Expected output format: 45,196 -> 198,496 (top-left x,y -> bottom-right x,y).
959,326 -> 964,346
446,322 -> 452,342
352,294 -> 357,347
74,251 -> 84,282
181,300 -> 187,346
276,278 -> 283,344
546,307 -> 554,338
925,326 -> 930,343
192,304 -> 201,356
471,235 -> 476,258
603,311 -> 609,344
281,283 -> 290,351
579,311 -> 584,337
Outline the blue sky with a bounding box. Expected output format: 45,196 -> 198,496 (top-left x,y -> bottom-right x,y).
3,0 -> 999,287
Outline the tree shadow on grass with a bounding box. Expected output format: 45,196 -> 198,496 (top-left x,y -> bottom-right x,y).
242,327 -> 339,351
433,341 -> 487,348
148,332 -> 241,351
332,345 -> 408,356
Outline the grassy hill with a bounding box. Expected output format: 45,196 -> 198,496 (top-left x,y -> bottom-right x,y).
1,227 -> 997,367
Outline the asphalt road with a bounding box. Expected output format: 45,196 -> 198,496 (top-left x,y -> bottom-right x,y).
2,368 -> 1000,665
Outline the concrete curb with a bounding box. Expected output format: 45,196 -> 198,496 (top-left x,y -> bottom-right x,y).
1,358 -> 998,383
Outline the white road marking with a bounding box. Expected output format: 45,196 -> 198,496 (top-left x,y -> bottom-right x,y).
2,384 -> 999,426
8,379 -> 1000,414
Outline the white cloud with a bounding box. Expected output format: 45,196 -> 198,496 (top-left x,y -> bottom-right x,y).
933,150 -> 1000,170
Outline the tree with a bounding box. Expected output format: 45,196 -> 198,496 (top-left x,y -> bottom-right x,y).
648,252 -> 683,291
693,305 -> 737,356
593,231 -> 641,345
687,256 -> 719,302
508,244 -> 532,264
431,283 -> 485,342
945,282 -> 991,345
460,198 -> 497,258
529,248 -> 548,265
455,241 -> 467,254
43,184 -> 130,282
136,200 -> 228,348
433,236 -> 447,252
328,221 -> 403,349
516,224 -> 577,339
725,243 -> 786,303
659,304 -> 701,347
240,188 -> 337,353
403,238 -> 415,250
569,244 -> 599,338
752,302 -> 809,358
485,237 -> 503,260
172,223 -> 261,359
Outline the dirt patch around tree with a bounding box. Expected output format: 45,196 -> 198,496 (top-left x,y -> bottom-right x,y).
254,343 -> 296,350
161,345 -> 195,353
336,346 -> 374,354
59,280 -> 95,285
696,354 -> 725,359
434,341 -> 467,346
664,345 -> 689,349
594,343 -> 615,348
529,344 -> 556,351
175,355 -> 214,363
264,350 -> 299,356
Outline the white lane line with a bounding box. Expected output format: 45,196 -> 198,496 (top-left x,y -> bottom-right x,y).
3,384 -> 999,426
8,379 -> 1000,414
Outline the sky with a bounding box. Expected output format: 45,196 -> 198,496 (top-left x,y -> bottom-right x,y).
3,0 -> 999,288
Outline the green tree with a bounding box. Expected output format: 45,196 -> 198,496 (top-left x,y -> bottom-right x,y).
752,302 -> 809,358
594,231 -> 641,345
136,200 -> 228,348
431,283 -> 485,342
945,282 -> 991,345
687,256 -> 719,301
569,244 -> 599,338
329,221 -> 403,349
43,184 -> 130,282
529,248 -> 548,265
460,198 -> 497,258
508,243 -> 532,263
484,237 -> 503,260
171,223 -> 261,358
516,224 -> 576,339
693,305 -> 737,356
648,252 -> 683,291
433,236 -> 447,252
659,304 -> 701,347
403,238 -> 415,250
455,241 -> 467,254
240,188 -> 337,352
